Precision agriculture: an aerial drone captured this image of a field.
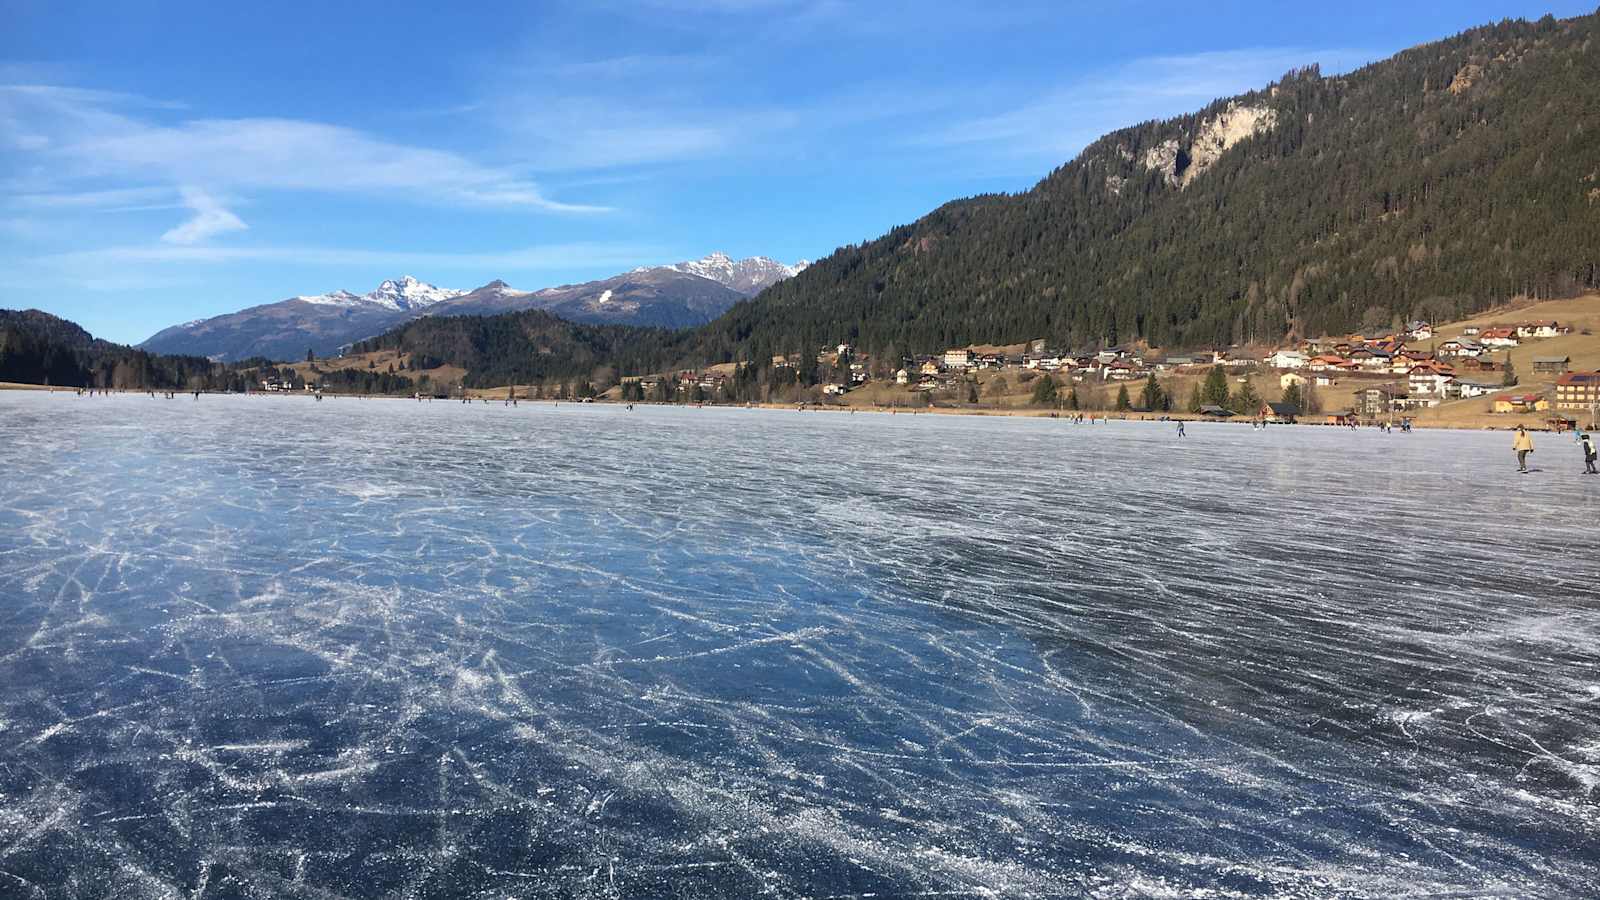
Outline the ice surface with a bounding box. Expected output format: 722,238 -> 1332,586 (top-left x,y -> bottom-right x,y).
1,392 -> 1597,898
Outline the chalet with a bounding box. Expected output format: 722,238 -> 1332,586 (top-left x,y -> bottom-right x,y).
1395,395 -> 1440,410
1515,321 -> 1560,339
978,353 -> 1006,370
1356,385 -> 1407,418
1356,381 -> 1408,416
1349,348 -> 1392,371
1325,410 -> 1359,426
1455,356 -> 1501,374
1312,372 -> 1340,387
1462,326 -> 1481,335
895,368 -> 909,385
1260,401 -> 1299,424
1308,355 -> 1352,373
1555,371 -> 1600,411
1223,349 -> 1264,368
1479,327 -> 1519,348
1105,359 -> 1143,381
1407,361 -> 1457,396
1279,371 -> 1309,390
1491,393 -> 1550,414
1269,350 -> 1308,369
1198,404 -> 1234,418
1437,339 -> 1485,358
1448,379 -> 1499,399
919,360 -> 941,377
821,383 -> 847,396
1531,356 -> 1571,375
943,348 -> 975,369
1406,321 -> 1434,340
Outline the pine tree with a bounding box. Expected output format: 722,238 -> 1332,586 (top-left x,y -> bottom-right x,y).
1030,374 -> 1058,406
1115,384 -> 1131,410
1201,366 -> 1231,408
1281,381 -> 1303,410
1233,380 -> 1261,414
1139,374 -> 1163,410
1502,357 -> 1518,387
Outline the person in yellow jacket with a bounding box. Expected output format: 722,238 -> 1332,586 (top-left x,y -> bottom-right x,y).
1513,425 -> 1535,472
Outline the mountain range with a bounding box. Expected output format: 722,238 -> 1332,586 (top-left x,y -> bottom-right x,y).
358,10 -> 1600,388
138,253 -> 807,362
20,11 -> 1600,389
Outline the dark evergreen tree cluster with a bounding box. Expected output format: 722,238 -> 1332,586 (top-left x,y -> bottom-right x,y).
0,309 -> 250,391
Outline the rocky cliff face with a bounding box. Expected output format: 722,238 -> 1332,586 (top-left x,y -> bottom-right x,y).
1137,101 -> 1279,190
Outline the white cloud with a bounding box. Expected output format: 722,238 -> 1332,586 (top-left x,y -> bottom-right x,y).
160,187 -> 247,244
0,84 -> 608,214
39,240 -> 673,274
915,46 -> 1379,164
12,186 -> 179,210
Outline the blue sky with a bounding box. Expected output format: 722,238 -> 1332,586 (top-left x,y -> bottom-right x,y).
2,0 -> 1594,343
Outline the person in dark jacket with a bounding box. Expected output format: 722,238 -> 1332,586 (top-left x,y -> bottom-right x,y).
1582,431 -> 1598,475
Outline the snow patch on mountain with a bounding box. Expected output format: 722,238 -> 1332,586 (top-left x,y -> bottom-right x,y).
295,276 -> 465,311
643,252 -> 810,295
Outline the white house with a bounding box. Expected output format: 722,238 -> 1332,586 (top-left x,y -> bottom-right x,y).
1408,368 -> 1455,396
1479,327 -> 1519,348
943,348 -> 975,369
1269,350 -> 1308,369
1407,321 -> 1434,340
895,368 -> 909,385
1448,379 -> 1498,399
1516,321 -> 1560,339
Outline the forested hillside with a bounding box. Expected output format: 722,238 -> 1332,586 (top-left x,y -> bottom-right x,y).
0,310 -> 249,390
348,310 -> 674,389
658,11 -> 1600,363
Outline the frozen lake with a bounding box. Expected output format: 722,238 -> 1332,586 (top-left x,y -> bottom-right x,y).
1,391 -> 1597,898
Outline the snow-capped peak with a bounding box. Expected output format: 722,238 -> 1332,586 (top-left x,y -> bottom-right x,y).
365,275 -> 465,311
476,279 -> 530,298
292,277 -> 464,311
653,252 -> 809,295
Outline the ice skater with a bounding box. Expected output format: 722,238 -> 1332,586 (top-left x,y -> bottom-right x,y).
1176,421 -> 1186,438
1581,431 -> 1598,474
1513,425 -> 1534,472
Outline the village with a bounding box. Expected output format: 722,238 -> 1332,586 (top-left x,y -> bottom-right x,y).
607,296 -> 1600,430
272,295 -> 1600,431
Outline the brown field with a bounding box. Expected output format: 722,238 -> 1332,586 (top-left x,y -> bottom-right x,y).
283,350 -> 469,395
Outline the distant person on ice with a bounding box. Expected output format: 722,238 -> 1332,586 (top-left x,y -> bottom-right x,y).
1582,431 -> 1598,475
1513,426 -> 1535,472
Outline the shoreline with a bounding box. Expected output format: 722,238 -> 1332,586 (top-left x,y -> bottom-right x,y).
5,382 -> 1589,433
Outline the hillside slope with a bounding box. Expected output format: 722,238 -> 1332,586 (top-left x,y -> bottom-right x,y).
667,12 -> 1600,364
2,309 -> 244,390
